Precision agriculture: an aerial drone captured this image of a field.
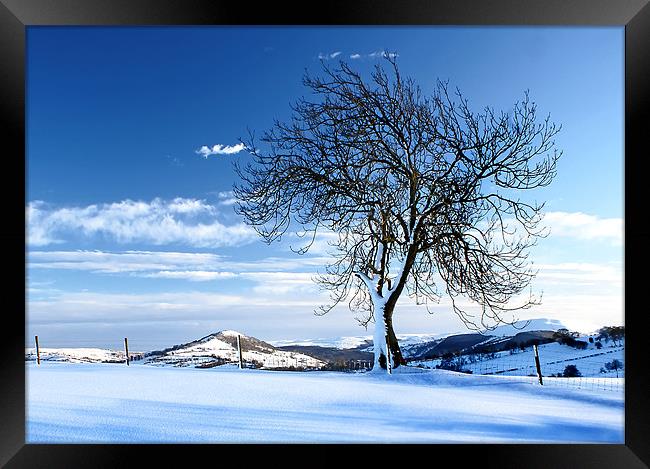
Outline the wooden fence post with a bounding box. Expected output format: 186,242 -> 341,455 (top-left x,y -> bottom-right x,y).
35,335 -> 40,365
533,344 -> 543,385
237,335 -> 243,369
124,337 -> 130,366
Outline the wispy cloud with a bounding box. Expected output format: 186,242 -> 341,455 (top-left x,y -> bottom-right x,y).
240,271 -> 317,295
216,190 -> 238,206
165,155 -> 183,167
535,262 -> 622,287
28,250 -> 226,273
346,51 -> 399,60
318,51 -> 342,60
140,270 -> 238,282
368,50 -> 399,59
27,290 -> 324,327
26,198 -> 256,248
196,143 -> 246,158
28,249 -> 332,273
544,211 -> 622,245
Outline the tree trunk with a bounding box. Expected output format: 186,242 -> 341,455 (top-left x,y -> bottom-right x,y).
384,301 -> 406,369
374,301 -> 406,370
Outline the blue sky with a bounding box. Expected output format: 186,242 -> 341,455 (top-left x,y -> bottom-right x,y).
26,26 -> 624,350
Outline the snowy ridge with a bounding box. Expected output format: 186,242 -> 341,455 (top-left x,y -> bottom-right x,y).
411,339 -> 625,378
24,319 -> 607,370
270,333 -> 441,350
25,347 -> 128,363
270,336 -> 372,349
145,330 -> 326,369
483,318 -> 566,337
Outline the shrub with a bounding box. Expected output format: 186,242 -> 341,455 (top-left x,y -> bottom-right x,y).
562,364 -> 582,377
605,359 -> 623,372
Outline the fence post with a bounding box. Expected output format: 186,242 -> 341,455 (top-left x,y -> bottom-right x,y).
237,334 -> 243,369
533,344 -> 543,385
35,335 -> 40,365
385,336 -> 392,375
124,337 -> 130,366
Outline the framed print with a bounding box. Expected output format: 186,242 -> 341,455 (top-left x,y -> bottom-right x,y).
2,0 -> 649,466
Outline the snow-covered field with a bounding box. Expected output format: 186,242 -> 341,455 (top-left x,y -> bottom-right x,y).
146,330 -> 325,369
27,362 -> 624,443
25,347 -> 129,363
411,342 -> 625,379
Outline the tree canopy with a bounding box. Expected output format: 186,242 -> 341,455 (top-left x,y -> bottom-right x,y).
234,58 -> 562,369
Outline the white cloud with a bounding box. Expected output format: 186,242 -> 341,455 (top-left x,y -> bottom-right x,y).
318,51 -> 343,60
140,271 -> 237,282
535,262 -> 622,287
544,211 -> 622,245
27,250 -> 335,294
368,50 -> 399,59
26,198 -> 257,248
324,51 -> 398,61
196,143 -> 246,158
216,190 -> 238,206
28,250 -> 332,274
287,230 -> 340,255
167,198 -> 214,214
28,250 -> 225,272
241,271 -> 315,292
27,290 -> 323,325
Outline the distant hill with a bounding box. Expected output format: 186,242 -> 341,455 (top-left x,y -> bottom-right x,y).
481,318 -> 566,337
273,318 -> 571,363
145,330 -> 326,369
25,347 -> 129,364
25,319 -> 599,369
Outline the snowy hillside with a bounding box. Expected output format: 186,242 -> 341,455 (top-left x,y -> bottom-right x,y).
411,339 -> 625,379
26,362 -> 624,443
271,333 -> 441,350
25,347 -> 129,364
271,334 -> 442,350
144,330 -> 326,369
480,318 -> 566,337
25,320 -> 621,373
271,335 -> 372,349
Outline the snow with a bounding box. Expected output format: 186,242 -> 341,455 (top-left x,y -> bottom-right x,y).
411,341 -> 625,379
216,329 -> 242,338
271,333 -> 441,351
26,362 -> 623,443
145,335 -> 325,369
271,336 -> 372,349
484,318 -> 566,337
25,347 -> 128,363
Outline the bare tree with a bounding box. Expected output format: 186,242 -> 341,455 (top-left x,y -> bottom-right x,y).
234,58 -> 562,371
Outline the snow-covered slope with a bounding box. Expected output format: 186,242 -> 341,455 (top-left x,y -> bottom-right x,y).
25,348 -> 129,364
26,362 -> 624,443
271,333 -> 442,350
271,319 -> 566,353
483,318 -> 566,337
411,339 -> 625,378
271,336 -> 372,350
144,330 -> 326,369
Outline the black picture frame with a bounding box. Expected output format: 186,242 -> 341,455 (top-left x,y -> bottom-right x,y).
2,0 -> 648,466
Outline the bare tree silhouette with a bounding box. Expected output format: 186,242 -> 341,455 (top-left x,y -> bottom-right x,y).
234,57 -> 562,371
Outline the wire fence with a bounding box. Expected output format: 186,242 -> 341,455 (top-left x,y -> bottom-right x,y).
408,343 -> 625,392
25,335 -> 625,392
25,335 -> 342,372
